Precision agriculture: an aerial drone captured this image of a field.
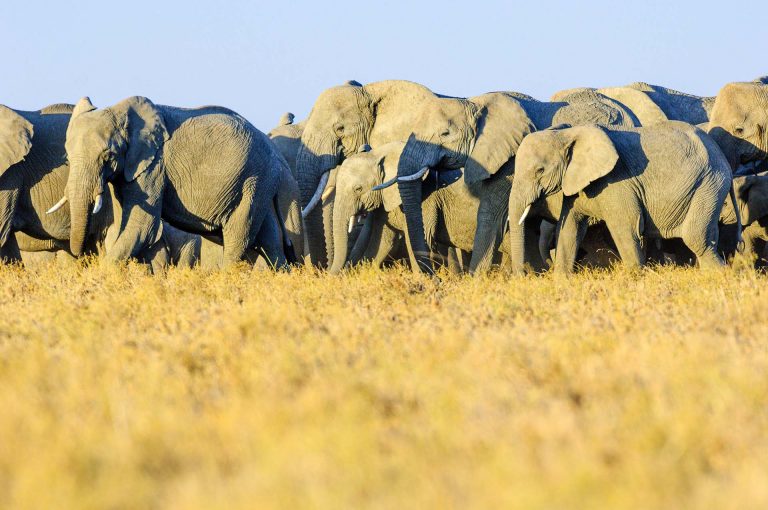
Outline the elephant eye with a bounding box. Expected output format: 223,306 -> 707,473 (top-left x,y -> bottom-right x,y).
354,185 -> 363,194
439,129 -> 450,138
734,126 -> 745,136
334,124 -> 345,135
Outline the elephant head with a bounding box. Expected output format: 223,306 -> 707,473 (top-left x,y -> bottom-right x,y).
63,96 -> 168,256
509,126 -> 619,271
395,93 -> 534,273
0,106 -> 34,245
329,143 -> 402,274
296,81 -> 374,267
709,82 -> 768,171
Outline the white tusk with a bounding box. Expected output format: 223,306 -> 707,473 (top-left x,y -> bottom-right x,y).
301,171 -> 330,218
372,177 -> 397,191
92,194 -> 103,214
46,196 -> 68,214
397,166 -> 430,182
518,204 -> 532,225
321,184 -> 335,202
348,216 -> 355,234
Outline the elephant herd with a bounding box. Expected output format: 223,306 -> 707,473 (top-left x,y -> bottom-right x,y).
2,77 -> 768,275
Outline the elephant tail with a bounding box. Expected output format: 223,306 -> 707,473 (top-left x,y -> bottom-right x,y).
274,194 -> 298,265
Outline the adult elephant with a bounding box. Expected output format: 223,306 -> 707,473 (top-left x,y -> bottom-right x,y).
0,103 -> 79,261
708,81 -> 768,172
509,122 -> 732,273
61,96 -> 292,268
393,89 -> 638,274
552,82 -> 714,126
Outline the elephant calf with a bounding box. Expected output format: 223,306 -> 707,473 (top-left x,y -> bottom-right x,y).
510,122 -> 733,273
719,173 -> 768,266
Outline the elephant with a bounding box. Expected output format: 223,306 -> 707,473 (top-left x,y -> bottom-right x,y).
719,172 -> 768,266
268,112 -> 305,180
328,142 -> 509,274
61,96 -> 293,268
708,81 -> 768,172
551,82 -> 714,126
393,88 -> 638,275
296,79 -> 448,269
0,103 -> 79,262
509,122 -> 733,273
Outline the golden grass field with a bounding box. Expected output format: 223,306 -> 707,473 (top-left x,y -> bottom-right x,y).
1,260 -> 767,509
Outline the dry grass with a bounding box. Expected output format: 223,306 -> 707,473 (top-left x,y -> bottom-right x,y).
0,260 -> 767,510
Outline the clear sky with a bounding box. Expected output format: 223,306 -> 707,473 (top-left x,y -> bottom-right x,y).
2,1 -> 765,131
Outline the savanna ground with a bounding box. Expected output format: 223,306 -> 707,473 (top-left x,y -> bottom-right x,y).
0,259 -> 767,510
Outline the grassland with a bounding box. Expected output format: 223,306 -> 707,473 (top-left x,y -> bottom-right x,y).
0,260 -> 767,509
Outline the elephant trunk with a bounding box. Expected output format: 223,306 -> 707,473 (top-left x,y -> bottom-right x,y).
296,135 -> 340,267
68,166 -> 102,257
508,186 -> 539,274
329,194 -> 355,274
397,138 -> 436,275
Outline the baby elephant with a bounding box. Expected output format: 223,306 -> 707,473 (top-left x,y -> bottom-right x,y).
510,122 -> 733,273
720,172 -> 768,265
327,142 -> 488,274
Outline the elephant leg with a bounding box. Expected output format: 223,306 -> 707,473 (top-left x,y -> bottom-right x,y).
539,220 -> 556,267
144,241 -> 170,274
554,202 -> 588,275
372,224 -> 398,268
469,177 -> 511,276
108,172 -> 163,262
221,187 -> 266,267
681,195 -> 725,269
0,233 -> 22,264
446,247 -> 463,274
255,208 -> 288,270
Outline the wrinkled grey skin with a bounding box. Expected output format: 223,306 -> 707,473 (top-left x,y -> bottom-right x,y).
0,103 -> 190,269
719,173 -> 768,265
0,104 -> 79,262
329,142 -> 517,274
267,112 -> 306,261
63,96 -> 289,268
510,122 -> 732,273
396,89 -> 638,275
296,80 -> 443,269
552,82 -> 714,126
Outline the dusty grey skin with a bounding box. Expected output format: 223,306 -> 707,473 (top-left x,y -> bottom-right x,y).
62,97 -> 291,268
297,80 -> 447,269
719,173 -> 768,265
328,142 -> 513,274
0,103 -> 189,269
510,122 -> 732,274
552,82 -> 714,126
267,113 -> 306,261
393,89 -> 638,275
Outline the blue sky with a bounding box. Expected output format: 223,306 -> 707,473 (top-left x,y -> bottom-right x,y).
2,1 -> 765,131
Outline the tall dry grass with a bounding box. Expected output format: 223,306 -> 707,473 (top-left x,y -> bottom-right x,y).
0,260 -> 767,509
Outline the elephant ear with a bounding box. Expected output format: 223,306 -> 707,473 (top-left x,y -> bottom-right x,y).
71,96 -> 96,119
124,97 -> 169,182
464,93 -> 534,185
0,105 -> 34,179
562,125 -> 620,196
380,152 -> 402,212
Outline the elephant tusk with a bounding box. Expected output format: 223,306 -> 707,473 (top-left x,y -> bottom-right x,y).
518,204 -> 532,225
321,184 -> 335,202
46,196 -> 68,214
348,216 -> 356,234
301,171 -> 330,218
92,194 -> 103,215
397,166 -> 430,182
372,177 -> 397,191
